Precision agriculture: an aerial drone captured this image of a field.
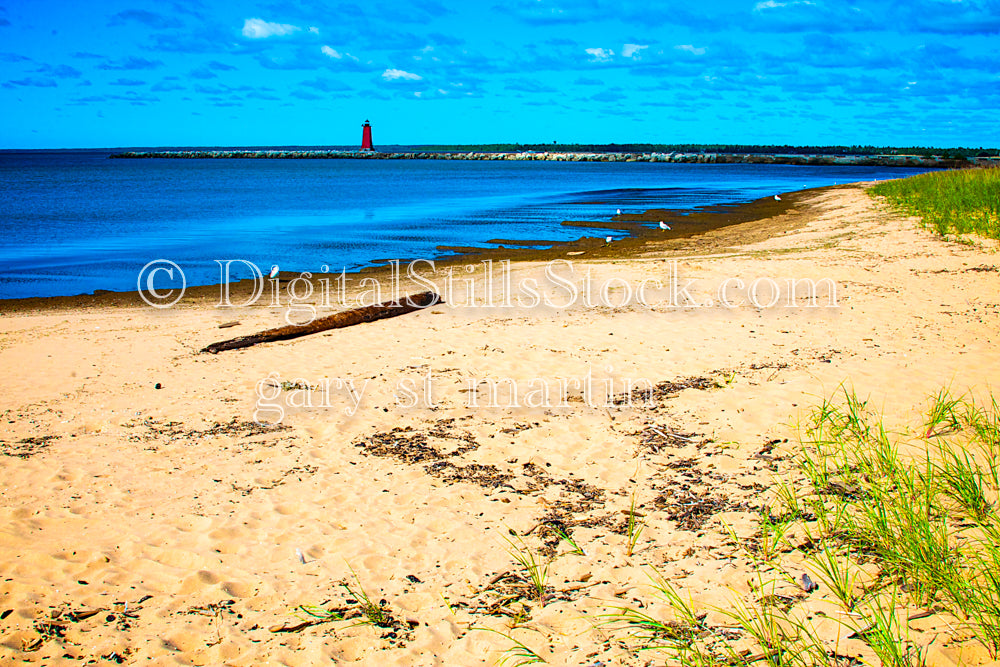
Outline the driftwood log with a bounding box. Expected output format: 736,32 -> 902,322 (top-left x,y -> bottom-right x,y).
201,291 -> 442,354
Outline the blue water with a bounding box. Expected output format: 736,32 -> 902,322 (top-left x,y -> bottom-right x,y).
0,150 -> 932,300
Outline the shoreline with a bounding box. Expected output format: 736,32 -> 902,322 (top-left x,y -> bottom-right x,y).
0,184 -> 816,314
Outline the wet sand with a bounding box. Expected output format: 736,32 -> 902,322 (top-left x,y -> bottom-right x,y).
0,188 -> 802,315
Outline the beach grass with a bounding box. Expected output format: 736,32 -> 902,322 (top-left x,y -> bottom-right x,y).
341,567 -> 392,628
869,167 -> 1000,239
551,525 -> 586,556
477,627 -> 548,666
604,388 -> 1000,665
503,531 -> 551,600
792,388 -> 1000,656
625,488 -> 646,557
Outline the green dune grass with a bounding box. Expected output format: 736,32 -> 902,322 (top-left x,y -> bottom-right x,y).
603,389 -> 1000,666
869,167 -> 1000,240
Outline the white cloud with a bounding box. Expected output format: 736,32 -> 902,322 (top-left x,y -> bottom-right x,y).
382,68 -> 422,81
308,26 -> 319,34
675,44 -> 706,55
622,44 -> 647,58
322,46 -> 358,61
242,18 -> 300,38
754,0 -> 815,9
585,47 -> 614,61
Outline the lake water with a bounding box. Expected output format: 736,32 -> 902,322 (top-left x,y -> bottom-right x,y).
0,150 -> 931,300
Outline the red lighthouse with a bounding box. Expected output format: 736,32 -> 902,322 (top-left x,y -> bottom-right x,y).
361,120 -> 374,152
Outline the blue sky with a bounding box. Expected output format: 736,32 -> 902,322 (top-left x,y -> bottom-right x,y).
1,0 -> 998,148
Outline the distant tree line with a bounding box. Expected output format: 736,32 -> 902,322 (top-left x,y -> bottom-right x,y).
405,143 -> 1000,158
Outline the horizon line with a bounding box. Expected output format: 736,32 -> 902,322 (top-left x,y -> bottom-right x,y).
3,142 -> 999,153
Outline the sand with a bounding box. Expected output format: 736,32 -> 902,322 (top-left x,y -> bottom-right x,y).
0,182 -> 998,666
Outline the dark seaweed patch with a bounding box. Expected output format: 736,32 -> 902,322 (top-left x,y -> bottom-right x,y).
127,417 -> 290,444
357,420 -> 479,464
424,461 -> 513,489
1,435 -> 58,458
613,375 -> 718,406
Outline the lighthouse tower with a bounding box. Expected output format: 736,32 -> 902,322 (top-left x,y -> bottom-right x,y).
361,120 -> 374,152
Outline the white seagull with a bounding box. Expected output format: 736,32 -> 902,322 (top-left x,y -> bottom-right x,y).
659,221 -> 671,230
269,265 -> 280,279
616,208 -> 622,215
773,195 -> 782,201
605,236 -> 613,244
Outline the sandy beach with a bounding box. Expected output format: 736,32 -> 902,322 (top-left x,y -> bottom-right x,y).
1,182 -> 998,666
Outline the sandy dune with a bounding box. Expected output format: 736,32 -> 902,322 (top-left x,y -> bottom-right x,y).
1,183 -> 998,666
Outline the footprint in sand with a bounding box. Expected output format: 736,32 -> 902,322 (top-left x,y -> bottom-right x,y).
177,570 -> 219,594
220,581 -> 253,597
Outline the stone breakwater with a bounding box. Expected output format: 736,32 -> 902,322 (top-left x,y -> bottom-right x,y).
109,150 -> 985,168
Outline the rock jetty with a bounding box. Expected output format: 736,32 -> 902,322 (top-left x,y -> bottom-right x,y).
109,150 -> 987,168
